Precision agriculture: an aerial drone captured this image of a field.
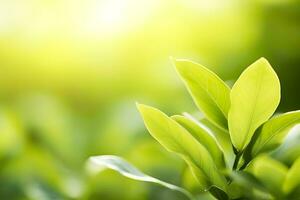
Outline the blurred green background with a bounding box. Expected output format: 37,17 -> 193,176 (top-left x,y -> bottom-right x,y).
0,0 -> 300,199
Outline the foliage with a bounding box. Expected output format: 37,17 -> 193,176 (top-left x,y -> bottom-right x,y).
90,58 -> 300,199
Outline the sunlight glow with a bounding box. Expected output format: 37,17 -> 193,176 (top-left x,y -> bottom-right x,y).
82,0 -> 158,36
85,0 -> 127,33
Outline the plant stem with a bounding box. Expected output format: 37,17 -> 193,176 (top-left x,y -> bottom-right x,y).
238,161 -> 248,170
232,152 -> 242,171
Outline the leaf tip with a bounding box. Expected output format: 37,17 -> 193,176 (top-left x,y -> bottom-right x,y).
170,57 -> 185,73
255,57 -> 280,89
135,101 -> 140,107
257,57 -> 269,63
170,57 -> 187,71
136,103 -> 155,115
169,56 -> 175,62
170,115 -> 182,120
254,57 -> 274,71
136,102 -> 146,112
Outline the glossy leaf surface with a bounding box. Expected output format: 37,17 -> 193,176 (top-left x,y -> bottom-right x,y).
137,104 -> 227,192
172,115 -> 225,169
251,111 -> 300,157
228,58 -> 281,151
174,59 -> 230,129
89,155 -> 194,199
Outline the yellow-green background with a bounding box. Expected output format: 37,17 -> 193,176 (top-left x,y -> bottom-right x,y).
0,0 -> 300,199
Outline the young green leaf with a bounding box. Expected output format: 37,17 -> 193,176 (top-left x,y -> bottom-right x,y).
283,157 -> 300,195
250,111 -> 300,157
171,115 -> 226,169
199,117 -> 235,168
88,155 -> 194,200
137,104 -> 227,192
249,156 -> 288,198
228,58 -> 281,151
173,59 -> 230,130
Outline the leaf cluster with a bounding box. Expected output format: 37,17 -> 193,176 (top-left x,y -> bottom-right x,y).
89,58 -> 300,200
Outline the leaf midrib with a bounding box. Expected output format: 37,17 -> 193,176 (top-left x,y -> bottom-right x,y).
166,120 -> 217,185
240,69 -> 264,150
187,73 -> 228,122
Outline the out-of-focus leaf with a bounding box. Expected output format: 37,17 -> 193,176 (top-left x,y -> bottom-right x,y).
88,155 -> 194,200
17,95 -> 80,165
249,156 -> 288,198
250,111 -> 300,157
137,104 -> 227,192
283,157 -> 300,195
173,59 -> 230,130
172,115 -> 225,169
182,168 -> 218,200
271,125 -> 300,166
229,171 -> 273,200
209,186 -> 229,200
0,108 -> 23,158
228,58 -> 281,151
3,146 -> 73,198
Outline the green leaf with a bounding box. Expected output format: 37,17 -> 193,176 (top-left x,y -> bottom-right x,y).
229,171 -> 273,200
182,167 -> 204,195
250,111 -> 300,157
182,168 -> 225,200
249,156 -> 288,198
228,58 -> 281,151
88,155 -> 194,200
199,117 -> 235,168
209,186 -> 229,200
173,59 -> 230,129
271,125 -> 300,166
283,157 -> 300,194
171,115 -> 226,169
137,104 -> 227,192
